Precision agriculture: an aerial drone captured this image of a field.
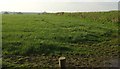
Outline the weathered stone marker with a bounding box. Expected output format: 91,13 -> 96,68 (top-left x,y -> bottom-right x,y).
59,57 -> 66,69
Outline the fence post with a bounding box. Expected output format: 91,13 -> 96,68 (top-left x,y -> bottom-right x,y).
59,57 -> 66,69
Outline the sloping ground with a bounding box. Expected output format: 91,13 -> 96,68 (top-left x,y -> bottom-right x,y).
2,11 -> 119,68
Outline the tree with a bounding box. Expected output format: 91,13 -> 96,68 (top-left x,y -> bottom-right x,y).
17,12 -> 23,14
4,12 -> 9,14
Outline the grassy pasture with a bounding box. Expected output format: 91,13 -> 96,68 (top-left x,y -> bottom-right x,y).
2,11 -> 119,68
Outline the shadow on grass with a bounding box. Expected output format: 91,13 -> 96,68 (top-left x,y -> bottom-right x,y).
54,33 -> 104,44
21,42 -> 72,55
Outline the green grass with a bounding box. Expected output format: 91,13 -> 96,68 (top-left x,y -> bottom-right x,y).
2,11 -> 119,68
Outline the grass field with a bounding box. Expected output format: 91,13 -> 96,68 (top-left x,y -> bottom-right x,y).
2,11 -> 119,68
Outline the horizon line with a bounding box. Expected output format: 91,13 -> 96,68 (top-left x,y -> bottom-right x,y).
0,10 -> 118,13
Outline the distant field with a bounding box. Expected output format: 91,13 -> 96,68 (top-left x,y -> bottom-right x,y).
2,11 -> 119,68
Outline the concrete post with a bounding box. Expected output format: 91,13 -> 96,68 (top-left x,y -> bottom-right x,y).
59,57 -> 66,69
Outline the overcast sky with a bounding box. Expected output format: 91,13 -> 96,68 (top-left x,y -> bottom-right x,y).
0,0 -> 119,12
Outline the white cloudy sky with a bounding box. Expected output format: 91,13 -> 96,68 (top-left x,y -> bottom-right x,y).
0,0 -> 119,12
